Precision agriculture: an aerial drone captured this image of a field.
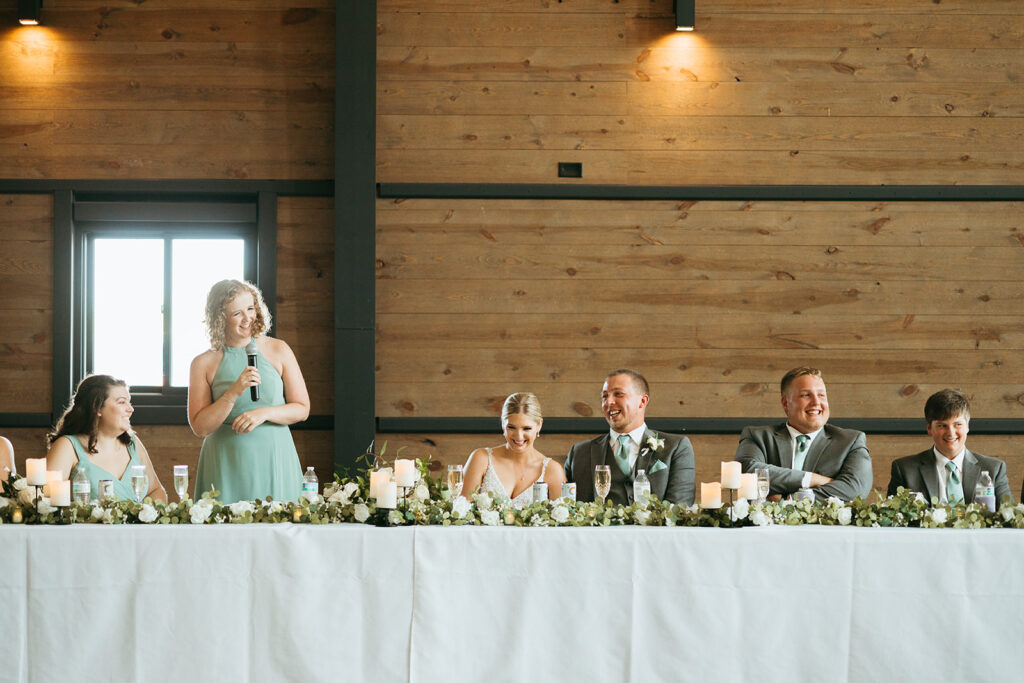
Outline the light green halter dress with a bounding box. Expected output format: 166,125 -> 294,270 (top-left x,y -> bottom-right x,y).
194,342 -> 302,503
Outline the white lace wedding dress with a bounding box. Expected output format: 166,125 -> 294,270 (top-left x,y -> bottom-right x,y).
479,447 -> 552,509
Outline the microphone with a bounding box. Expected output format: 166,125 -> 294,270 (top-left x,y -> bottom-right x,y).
244,341 -> 260,402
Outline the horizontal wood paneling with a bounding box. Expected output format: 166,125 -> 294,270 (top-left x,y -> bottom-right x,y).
0,195 -> 52,414
276,196 -> 334,415
375,432 -> 1024,504
377,2 -> 1023,185
0,2 -> 333,180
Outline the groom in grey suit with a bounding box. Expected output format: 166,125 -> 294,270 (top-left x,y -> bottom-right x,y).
734,367 -> 872,502
887,389 -> 1012,504
564,369 -> 695,505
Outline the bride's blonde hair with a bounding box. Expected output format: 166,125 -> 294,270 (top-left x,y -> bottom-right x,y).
501,392 -> 543,428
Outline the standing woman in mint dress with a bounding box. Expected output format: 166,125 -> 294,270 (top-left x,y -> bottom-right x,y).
188,279 -> 309,503
46,375 -> 166,502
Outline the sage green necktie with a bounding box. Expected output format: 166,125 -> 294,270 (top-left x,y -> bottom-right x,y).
945,460 -> 964,505
793,434 -> 811,470
613,434 -> 632,477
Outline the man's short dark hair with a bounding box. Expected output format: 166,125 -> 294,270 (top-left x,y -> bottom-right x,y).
924,388 -> 970,424
780,367 -> 823,395
606,369 -> 649,396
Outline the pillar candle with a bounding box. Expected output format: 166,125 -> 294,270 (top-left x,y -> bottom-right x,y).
721,462 -> 741,489
45,470 -> 62,497
51,480 -> 71,507
369,470 -> 391,499
26,459 -> 47,486
394,459 -> 416,488
700,482 -> 722,509
738,473 -> 757,500
377,481 -> 398,509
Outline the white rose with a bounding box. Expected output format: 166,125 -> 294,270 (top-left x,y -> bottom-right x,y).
931,508 -> 948,525
452,496 -> 471,519
0,497 -> 9,509
731,498 -> 750,521
267,500 -> 284,514
37,498 -> 55,515
190,504 -> 212,524
388,510 -> 405,525
750,509 -> 770,527
229,501 -> 254,517
353,503 -> 370,523
412,483 -> 430,502
480,509 -> 500,526
634,509 -> 651,526
18,488 -> 35,506
473,493 -> 493,511
837,507 -> 852,526
138,504 -> 158,523
343,482 -> 359,499
13,477 -> 27,491
1001,507 -> 1015,522
551,505 -> 569,524
102,508 -> 114,523
323,482 -> 339,499
91,506 -> 104,520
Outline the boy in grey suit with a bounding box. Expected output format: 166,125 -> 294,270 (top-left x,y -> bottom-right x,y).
734,367 -> 872,502
887,388 -> 1012,504
564,369 -> 695,506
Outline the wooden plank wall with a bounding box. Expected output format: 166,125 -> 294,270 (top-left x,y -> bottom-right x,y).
375,1 -> 1024,498
0,1 -> 335,489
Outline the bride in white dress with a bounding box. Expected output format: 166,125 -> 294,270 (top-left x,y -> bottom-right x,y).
461,392 -> 566,508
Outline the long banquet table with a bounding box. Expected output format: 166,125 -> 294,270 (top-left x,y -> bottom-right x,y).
4,523 -> 1023,682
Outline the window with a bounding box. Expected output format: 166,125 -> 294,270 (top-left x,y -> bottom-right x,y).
58,194 -> 275,423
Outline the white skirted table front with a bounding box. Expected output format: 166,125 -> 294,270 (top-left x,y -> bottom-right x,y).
4,523 -> 1022,683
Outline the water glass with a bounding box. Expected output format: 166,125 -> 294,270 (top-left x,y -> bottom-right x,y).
173,465 -> 189,501
99,479 -> 115,500
446,464 -> 464,499
130,465 -> 148,503
594,465 -> 612,505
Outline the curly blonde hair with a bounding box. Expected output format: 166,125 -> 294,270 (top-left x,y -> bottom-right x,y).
203,279 -> 272,350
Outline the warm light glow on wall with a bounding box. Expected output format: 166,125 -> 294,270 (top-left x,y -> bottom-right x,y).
0,25 -> 61,82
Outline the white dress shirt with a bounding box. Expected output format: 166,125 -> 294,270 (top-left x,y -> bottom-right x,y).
611,423 -> 648,471
786,424 -> 822,489
933,447 -> 966,505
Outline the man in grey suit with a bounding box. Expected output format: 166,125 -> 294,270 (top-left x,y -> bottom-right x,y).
734,367 -> 872,502
887,388 -> 1012,504
564,369 -> 695,505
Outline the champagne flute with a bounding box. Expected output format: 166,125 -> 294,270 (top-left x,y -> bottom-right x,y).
173,465 -> 189,501
130,465 -> 148,503
755,466 -> 770,504
594,465 -> 612,506
446,464 -> 464,499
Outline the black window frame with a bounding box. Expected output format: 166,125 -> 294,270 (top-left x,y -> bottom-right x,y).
55,191 -> 277,425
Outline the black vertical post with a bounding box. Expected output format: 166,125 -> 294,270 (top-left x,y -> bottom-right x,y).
257,191 -> 278,327
334,0 -> 376,472
51,190 -> 74,421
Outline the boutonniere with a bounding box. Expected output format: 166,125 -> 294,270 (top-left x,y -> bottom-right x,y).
645,435 -> 665,453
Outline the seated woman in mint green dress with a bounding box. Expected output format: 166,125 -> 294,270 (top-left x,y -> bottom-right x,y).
188,279 -> 309,504
46,375 -> 166,502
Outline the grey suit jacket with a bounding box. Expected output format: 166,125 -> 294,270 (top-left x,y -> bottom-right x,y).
564,428 -> 695,506
734,422 -> 872,502
887,448 -> 1013,504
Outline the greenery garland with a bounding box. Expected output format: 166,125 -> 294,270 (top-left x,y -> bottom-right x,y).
3,460 -> 1023,529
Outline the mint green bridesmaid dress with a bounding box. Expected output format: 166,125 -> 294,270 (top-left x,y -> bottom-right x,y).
194,343 -> 302,503
64,434 -> 141,502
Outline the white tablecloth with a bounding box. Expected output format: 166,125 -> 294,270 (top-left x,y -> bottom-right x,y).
3,524 -> 1022,682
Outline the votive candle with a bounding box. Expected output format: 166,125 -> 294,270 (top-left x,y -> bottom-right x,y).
25,459 -> 47,486
394,459 -> 416,488
738,473 -> 757,499
700,482 -> 722,509
721,462 -> 741,489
